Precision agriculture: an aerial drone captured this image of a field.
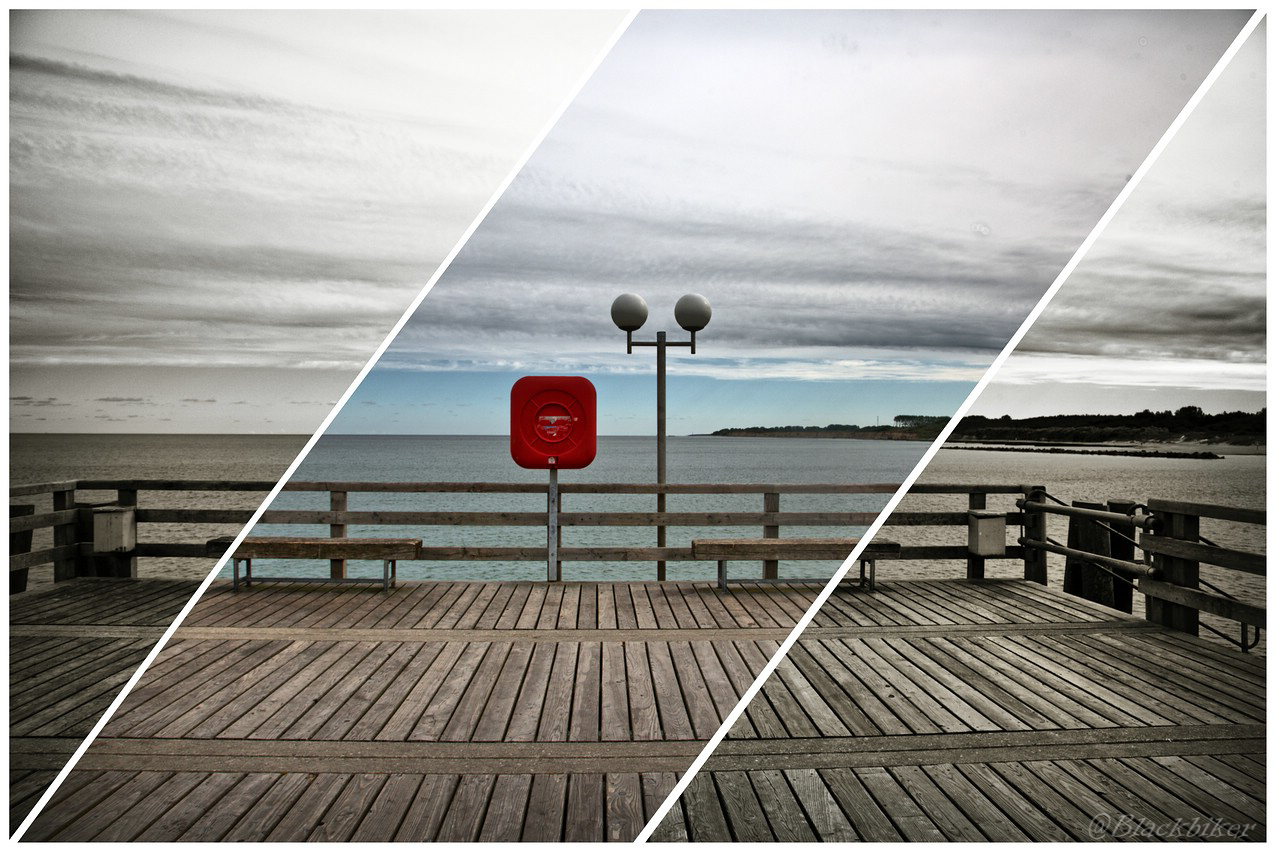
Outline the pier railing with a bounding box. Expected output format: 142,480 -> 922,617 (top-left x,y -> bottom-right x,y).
11,479 -> 1265,648
1016,492 -> 1265,650
12,479 -> 1029,583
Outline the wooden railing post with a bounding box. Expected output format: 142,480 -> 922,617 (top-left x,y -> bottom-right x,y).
1145,507 -> 1200,635
1106,499 -> 1136,613
330,490 -> 347,579
11,504 -> 34,593
763,491 -> 779,579
52,485 -> 81,581
96,488 -> 139,578
1021,486 -> 1047,584
966,492 -> 986,580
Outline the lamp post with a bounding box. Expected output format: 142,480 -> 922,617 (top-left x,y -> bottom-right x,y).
611,292 -> 712,581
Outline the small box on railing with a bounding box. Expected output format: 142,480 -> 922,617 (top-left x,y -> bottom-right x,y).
93,507 -> 136,553
968,510 -> 1006,557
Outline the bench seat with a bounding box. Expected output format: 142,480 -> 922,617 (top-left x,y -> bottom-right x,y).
692,537 -> 900,592
207,536 -> 421,591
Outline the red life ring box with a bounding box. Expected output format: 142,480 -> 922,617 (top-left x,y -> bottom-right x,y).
510,376 -> 597,469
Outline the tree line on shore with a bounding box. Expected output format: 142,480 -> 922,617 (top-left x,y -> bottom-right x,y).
708,407 -> 1266,445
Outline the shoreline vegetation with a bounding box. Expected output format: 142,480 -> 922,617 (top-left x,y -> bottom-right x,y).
703,407 -> 1267,458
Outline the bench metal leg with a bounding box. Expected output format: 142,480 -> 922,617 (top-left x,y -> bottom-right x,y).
233,557 -> 251,591
718,559 -> 728,593
382,559 -> 398,591
858,558 -> 876,591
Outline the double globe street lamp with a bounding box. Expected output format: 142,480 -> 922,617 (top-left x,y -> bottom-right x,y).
610,292 -> 712,580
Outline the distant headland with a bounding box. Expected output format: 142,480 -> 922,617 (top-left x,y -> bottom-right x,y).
702,407 -> 1266,455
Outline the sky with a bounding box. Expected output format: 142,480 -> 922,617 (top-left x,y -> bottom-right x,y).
8,9 -> 628,433
8,9 -> 1263,437
971,19 -> 1267,419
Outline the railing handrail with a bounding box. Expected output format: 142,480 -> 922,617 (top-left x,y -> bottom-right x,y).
15,479 -> 1039,497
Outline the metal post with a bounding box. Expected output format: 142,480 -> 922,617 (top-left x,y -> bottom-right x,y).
548,467 -> 560,582
656,331 -> 667,582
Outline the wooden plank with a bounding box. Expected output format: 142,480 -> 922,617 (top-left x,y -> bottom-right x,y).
176,772 -> 284,842
1144,754 -> 1266,827
1180,753 -> 1265,802
346,773 -> 423,842
855,765 -> 944,841
668,641 -> 724,738
1146,498 -> 1264,525
818,766 -> 903,841
408,642 -> 491,741
477,774 -> 533,842
902,636 -> 1058,730
520,773 -> 568,842
605,772 -> 645,842
263,773 -> 351,841
647,641 -> 695,740
438,642 -> 514,742
951,762 -> 1071,841
931,636 -> 1096,730
393,774 -> 459,841
564,773 -> 606,842
642,772 -> 687,842
749,769 -> 819,841
279,641 -> 403,740
1140,578 -> 1265,628
50,771 -> 173,841
714,770 -> 774,841
596,584 -> 617,629
490,583 -> 533,629
198,642 -> 360,739
536,641 -> 580,741
889,764 -> 986,840
568,641 -> 603,741
307,773 -> 387,842
558,583 -> 582,629
314,642 -> 435,740
681,770 -> 731,841
503,643 -> 557,742
599,641 -> 631,741
624,642 -> 662,741
97,772 -> 211,841
781,768 -> 857,841
366,642 -> 466,741
785,641 -> 887,736
769,653 -> 853,737
434,774 -> 496,842
217,771 -> 316,841
886,637 -> 1029,732
470,642 -> 536,742
1140,535 -> 1265,575
577,583 -> 598,629
688,640 -> 747,729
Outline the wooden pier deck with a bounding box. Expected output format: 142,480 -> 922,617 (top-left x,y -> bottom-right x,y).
13,577 -> 1265,842
652,579 -> 1266,842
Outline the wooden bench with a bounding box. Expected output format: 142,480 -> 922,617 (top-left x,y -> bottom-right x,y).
206,537 -> 421,591
692,538 -> 901,592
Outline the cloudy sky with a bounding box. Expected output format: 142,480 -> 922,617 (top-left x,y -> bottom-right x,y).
9,9 -> 627,432
972,19 -> 1266,418
10,10 -> 1261,436
333,9 -> 1256,436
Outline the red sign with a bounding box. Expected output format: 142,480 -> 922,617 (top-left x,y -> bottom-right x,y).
510,376 -> 597,469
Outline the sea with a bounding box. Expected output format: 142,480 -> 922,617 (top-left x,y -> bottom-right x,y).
9,433 -> 1266,649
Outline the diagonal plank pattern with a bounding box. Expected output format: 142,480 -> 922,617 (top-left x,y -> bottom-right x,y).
9,579 -> 199,830
18,578 -> 820,841
15,577 -> 1264,842
654,580 -> 1266,842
